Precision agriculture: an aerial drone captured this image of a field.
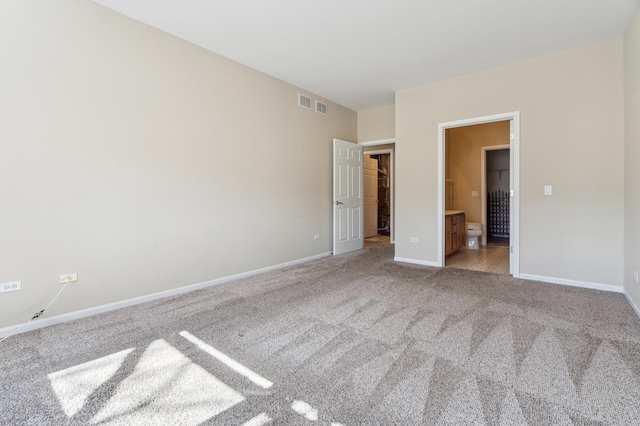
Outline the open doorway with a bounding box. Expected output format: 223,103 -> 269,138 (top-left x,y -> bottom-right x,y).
438,112 -> 520,277
444,122 -> 510,274
360,141 -> 395,245
364,153 -> 391,242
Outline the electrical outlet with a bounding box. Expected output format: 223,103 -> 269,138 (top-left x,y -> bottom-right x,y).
313,234 -> 320,240
410,237 -> 419,243
0,281 -> 21,294
634,271 -> 639,283
60,273 -> 78,284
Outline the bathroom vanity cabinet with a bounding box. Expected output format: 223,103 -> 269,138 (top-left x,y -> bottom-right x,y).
445,211 -> 466,257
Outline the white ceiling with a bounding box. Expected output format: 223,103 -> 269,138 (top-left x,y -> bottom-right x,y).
93,0 -> 637,111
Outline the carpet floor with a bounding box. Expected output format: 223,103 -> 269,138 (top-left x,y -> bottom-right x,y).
1,241 -> 640,425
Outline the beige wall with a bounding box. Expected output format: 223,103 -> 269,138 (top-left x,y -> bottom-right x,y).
446,121 -> 510,223
396,39 -> 624,286
0,1 -> 356,328
624,4 -> 640,309
358,105 -> 395,142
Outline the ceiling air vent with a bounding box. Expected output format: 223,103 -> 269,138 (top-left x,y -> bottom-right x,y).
315,100 -> 328,115
298,93 -> 312,109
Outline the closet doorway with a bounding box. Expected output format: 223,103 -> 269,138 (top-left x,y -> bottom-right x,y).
361,143 -> 395,244
364,153 -> 391,240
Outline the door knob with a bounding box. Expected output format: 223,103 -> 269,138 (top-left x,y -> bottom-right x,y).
335,201 -> 343,205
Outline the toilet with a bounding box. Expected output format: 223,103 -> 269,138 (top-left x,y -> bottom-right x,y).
466,223 -> 482,249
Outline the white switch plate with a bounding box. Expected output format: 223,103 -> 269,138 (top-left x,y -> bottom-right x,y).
410,237 -> 419,243
544,185 -> 552,196
634,271 -> 639,283
313,234 -> 320,240
0,281 -> 21,294
471,191 -> 479,197
60,273 -> 78,284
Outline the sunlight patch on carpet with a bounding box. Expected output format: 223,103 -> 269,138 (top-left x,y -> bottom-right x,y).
180,330 -> 273,389
48,348 -> 135,417
240,412 -> 273,426
291,400 -> 318,421
49,339 -> 244,425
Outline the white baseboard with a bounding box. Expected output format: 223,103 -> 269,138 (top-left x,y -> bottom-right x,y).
623,290 -> 640,319
0,252 -> 332,338
519,273 -> 624,293
394,257 -> 440,267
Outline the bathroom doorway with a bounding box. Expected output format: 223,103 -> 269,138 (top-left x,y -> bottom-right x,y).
439,113 -> 519,276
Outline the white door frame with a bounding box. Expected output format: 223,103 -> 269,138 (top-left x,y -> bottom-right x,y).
359,138 -> 396,244
481,144 -> 510,246
437,112 -> 520,277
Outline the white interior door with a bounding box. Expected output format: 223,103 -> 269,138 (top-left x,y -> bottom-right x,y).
333,138 -> 364,255
363,155 -> 378,238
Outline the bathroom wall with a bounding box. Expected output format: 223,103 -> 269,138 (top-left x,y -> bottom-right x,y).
446,121 -> 511,223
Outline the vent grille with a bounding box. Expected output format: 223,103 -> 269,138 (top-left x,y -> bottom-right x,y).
315,100 -> 328,115
298,93 -> 312,109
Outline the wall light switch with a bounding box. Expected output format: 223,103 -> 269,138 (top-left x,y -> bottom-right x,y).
410,238 -> 419,243
471,191 -> 479,197
544,185 -> 552,196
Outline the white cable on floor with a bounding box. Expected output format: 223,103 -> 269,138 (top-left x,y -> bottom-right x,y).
0,281 -> 71,345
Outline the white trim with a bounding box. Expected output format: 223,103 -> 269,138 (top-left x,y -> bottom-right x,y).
363,148 -> 395,244
358,138 -> 396,147
437,128 -> 445,266
624,290 -> 640,319
480,144 -> 510,246
438,111 -> 520,278
519,273 -> 624,293
510,116 -> 520,277
0,252 -> 332,338
394,257 -> 440,267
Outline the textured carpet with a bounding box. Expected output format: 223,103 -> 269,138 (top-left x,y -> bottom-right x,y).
1,241 -> 640,425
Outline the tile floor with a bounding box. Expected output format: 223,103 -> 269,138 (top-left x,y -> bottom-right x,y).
364,234 -> 509,275
446,244 -> 510,274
